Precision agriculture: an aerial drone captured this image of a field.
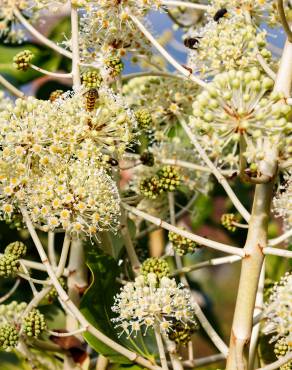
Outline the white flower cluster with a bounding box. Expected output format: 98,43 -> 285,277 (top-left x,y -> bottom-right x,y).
187,16 -> 271,77
79,0 -> 161,62
273,174 -> 292,230
263,273 -> 292,343
112,273 -> 196,337
0,89 -> 135,235
189,69 -> 291,171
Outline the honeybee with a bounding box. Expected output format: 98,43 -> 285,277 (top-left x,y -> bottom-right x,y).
213,8 -> 228,22
85,88 -> 99,112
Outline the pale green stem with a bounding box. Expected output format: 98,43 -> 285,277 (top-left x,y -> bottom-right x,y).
0,74 -> 24,98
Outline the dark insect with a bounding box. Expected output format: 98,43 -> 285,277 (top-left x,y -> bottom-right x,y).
85,88 -> 98,112
213,8 -> 228,22
183,37 -> 202,50
108,158 -> 119,166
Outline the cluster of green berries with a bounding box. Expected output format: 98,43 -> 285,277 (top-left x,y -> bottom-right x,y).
49,89 -> 64,102
139,166 -> 181,199
140,151 -> 155,167
221,213 -> 238,232
81,70 -> 103,88
274,338 -> 292,370
168,320 -> 199,346
168,230 -> 198,256
23,309 -> 46,338
0,324 -> 19,350
141,257 -> 170,280
0,241 -> 27,278
13,50 -> 34,71
45,277 -> 67,303
105,56 -> 124,77
135,109 -> 153,130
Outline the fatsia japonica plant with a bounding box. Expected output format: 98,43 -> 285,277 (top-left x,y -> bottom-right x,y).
0,0 -> 292,369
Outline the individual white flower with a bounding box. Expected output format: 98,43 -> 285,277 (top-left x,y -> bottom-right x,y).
112,274 -> 197,337
189,68 -> 291,171
263,273 -> 292,343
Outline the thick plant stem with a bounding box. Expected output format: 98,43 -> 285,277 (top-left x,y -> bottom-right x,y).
226,183 -> 274,370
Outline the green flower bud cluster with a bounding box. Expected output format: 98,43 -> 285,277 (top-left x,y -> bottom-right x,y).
274,338 -> 292,370
140,151 -> 155,166
0,324 -> 19,350
23,309 -> 46,338
135,109 -> 153,130
81,70 -> 103,89
168,320 -> 199,346
221,213 -> 238,232
168,230 -> 197,256
139,176 -> 163,199
105,56 -> 124,76
13,50 -> 34,71
0,254 -> 19,278
46,277 -> 67,303
141,257 -> 170,280
49,90 -> 64,102
0,241 -> 27,278
157,166 -> 181,192
139,166 -> 180,199
5,241 -> 27,259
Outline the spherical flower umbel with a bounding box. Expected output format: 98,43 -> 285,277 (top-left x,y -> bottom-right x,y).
187,16 -> 271,77
104,56 -> 124,77
157,166 -> 181,192
168,320 -> 199,346
112,274 -> 196,337
263,273 -> 292,343
13,50 -> 34,71
139,176 -> 163,199
0,253 -> 19,277
221,213 -> 239,232
5,241 -> 27,259
168,229 -> 198,256
23,160 -> 121,235
141,258 -> 170,280
135,109 -> 153,130
81,70 -> 103,89
0,324 -> 19,350
190,69 -> 291,171
23,309 -> 46,338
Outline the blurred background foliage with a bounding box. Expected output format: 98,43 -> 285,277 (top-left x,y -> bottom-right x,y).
0,9 -> 291,370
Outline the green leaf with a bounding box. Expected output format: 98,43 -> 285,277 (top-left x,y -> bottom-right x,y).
191,194 -> 213,229
80,249 -> 131,364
